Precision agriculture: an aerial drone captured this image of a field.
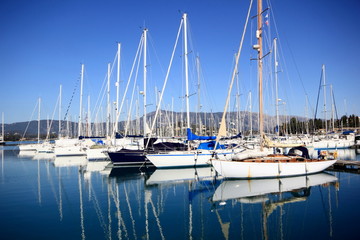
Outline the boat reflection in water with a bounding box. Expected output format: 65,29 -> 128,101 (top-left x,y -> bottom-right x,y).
146,166 -> 219,186
212,173 -> 339,239
212,173 -> 338,202
18,150 -> 36,158
83,160 -> 111,179
4,145 -> 360,239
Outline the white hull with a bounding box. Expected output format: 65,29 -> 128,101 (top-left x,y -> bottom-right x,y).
54,146 -> 87,157
55,138 -> 80,147
36,144 -> 54,153
146,149 -> 234,168
86,148 -> 110,161
311,139 -> 354,149
111,137 -> 143,149
211,158 -> 336,179
53,156 -> 87,167
19,144 -> 39,151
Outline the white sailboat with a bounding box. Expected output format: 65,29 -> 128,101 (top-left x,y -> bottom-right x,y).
311,133 -> 355,150
145,13 -> 237,168
106,29 -> 161,167
211,0 -> 336,179
54,64 -> 91,157
308,65 -> 355,150
87,46 -> 121,162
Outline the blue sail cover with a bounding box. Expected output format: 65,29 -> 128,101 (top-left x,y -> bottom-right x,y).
187,128 -> 216,141
197,141 -> 226,150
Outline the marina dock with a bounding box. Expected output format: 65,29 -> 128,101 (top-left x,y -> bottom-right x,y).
328,160 -> 360,173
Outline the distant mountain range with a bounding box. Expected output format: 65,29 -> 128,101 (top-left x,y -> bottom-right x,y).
2,111 -> 307,137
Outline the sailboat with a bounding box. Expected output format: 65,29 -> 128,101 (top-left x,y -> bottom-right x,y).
308,65 -> 355,150
145,13 -> 237,168
54,64 -> 93,157
211,0 -> 336,179
106,29 -> 160,167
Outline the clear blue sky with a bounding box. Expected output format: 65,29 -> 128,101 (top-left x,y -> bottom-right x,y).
1,0 -> 359,124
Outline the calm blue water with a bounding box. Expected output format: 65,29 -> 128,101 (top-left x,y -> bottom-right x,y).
1,147 -> 360,240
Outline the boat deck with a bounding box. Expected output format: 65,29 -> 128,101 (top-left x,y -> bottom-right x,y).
239,155 -> 325,163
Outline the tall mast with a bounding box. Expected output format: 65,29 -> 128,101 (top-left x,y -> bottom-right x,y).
274,38 -> 280,136
305,95 -> 309,134
344,99 -> 348,128
137,86 -> 140,135
322,64 -> 327,134
330,84 -> 335,131
106,63 -> 111,138
78,64 -> 84,137
249,91 -> 253,137
235,54 -> 241,134
143,28 -> 148,136
59,84 -> 62,138
196,56 -> 201,134
115,42 -> 121,134
38,97 -> 41,143
87,95 -> 91,137
183,13 -> 190,130
257,0 -> 264,150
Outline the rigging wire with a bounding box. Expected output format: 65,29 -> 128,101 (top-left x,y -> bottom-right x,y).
314,69 -> 323,121
112,31 -> 144,139
62,68 -> 82,128
93,52 -> 118,125
22,99 -> 39,139
146,15 -> 183,146
267,0 -> 315,120
124,42 -> 142,137
331,87 -> 339,124
45,94 -> 60,141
